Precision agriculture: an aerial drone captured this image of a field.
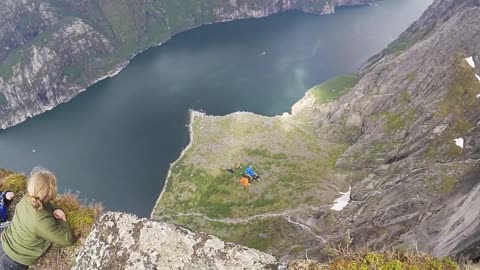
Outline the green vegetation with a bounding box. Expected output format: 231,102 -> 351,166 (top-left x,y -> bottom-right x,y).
167,214 -> 310,255
383,112 -> 406,131
289,250 -> 459,270
440,174 -> 456,194
435,56 -> 480,158
425,144 -> 439,159
438,56 -> 479,126
309,75 -> 360,104
400,90 -> 412,106
52,193 -> 100,240
382,35 -> 415,56
407,72 -> 416,83
381,109 -> 416,133
2,173 -> 27,195
154,111 -> 351,254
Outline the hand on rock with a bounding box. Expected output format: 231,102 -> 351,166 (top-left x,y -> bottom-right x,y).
53,209 -> 67,221
5,192 -> 14,201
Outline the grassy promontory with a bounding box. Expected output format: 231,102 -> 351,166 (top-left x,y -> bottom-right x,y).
152,76 -> 359,255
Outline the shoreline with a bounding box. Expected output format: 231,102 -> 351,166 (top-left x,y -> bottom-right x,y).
150,110 -> 204,218
0,0 -> 375,130
149,92 -> 318,218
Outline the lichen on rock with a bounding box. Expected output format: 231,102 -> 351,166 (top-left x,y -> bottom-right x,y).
73,212 -> 278,270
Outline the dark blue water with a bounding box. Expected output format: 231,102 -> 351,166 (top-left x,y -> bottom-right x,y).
0,0 -> 432,217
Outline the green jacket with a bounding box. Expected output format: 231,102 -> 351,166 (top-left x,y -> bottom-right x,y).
0,196 -> 74,266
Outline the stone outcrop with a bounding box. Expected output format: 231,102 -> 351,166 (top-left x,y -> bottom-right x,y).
73,212 -> 278,270
0,0 -> 375,129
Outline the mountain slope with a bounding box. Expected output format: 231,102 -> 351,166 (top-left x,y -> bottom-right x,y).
153,0 -> 480,260
0,0 -> 374,129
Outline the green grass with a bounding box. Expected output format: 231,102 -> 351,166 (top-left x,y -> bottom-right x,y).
52,193 -> 101,241
154,111 -> 352,255
400,90 -> 412,106
439,56 -> 479,113
383,112 -> 406,131
440,174 -> 456,194
381,109 -> 416,133
291,250 -> 459,270
245,148 -> 288,160
309,75 -> 360,104
382,36 -> 414,56
2,173 -> 28,195
170,215 -> 312,256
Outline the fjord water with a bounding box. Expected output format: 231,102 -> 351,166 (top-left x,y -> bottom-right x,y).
0,0 -> 432,217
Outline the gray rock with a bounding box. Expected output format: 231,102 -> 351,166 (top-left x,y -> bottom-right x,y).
73,212 -> 278,270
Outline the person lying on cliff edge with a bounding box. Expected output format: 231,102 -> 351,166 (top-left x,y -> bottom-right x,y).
0,167 -> 74,270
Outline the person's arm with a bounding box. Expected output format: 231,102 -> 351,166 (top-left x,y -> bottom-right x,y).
36,214 -> 74,246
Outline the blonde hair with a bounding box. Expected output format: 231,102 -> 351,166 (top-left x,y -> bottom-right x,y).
27,167 -> 58,211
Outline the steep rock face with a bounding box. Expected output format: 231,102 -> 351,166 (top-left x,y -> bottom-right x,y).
73,212 -> 278,270
312,0 -> 480,259
0,0 -> 59,63
0,0 -> 374,129
0,18 -> 116,128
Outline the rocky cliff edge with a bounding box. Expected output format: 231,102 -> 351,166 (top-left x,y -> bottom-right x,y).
73,212 -> 278,270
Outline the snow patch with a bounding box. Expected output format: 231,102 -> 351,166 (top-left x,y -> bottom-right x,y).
331,186 -> 351,211
465,56 -> 476,68
476,74 -> 480,83
454,138 -> 464,149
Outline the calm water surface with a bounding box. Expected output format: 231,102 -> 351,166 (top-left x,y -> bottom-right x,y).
0,0 -> 432,217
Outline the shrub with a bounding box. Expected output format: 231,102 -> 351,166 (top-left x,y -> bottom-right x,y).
2,173 -> 28,195
289,249 -> 460,270
52,192 -> 102,241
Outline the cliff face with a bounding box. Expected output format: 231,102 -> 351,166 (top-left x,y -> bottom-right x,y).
153,0 -> 480,261
0,0 -> 374,129
73,212 -> 278,270
310,0 -> 480,259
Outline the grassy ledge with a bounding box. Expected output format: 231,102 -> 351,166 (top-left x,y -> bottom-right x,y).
308,75 -> 360,105
152,75 -> 359,255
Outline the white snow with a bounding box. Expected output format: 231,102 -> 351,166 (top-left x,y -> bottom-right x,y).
465,56 -> 476,68
454,138 -> 464,149
260,52 -> 267,56
477,93 -> 480,99
331,186 -> 351,211
32,149 -> 36,153
476,74 -> 480,82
